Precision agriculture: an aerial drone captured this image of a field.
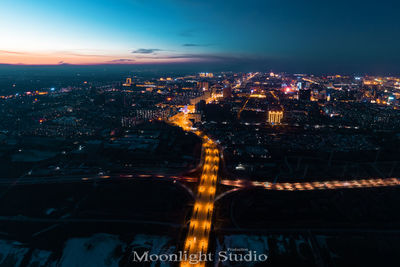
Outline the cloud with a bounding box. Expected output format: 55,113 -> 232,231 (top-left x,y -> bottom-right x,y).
182,43 -> 199,47
132,48 -> 163,54
0,50 -> 26,55
108,58 -> 136,63
182,43 -> 211,47
58,61 -> 71,65
132,53 -> 238,62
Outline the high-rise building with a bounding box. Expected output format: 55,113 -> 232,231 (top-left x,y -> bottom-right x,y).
198,81 -> 209,91
268,110 -> 283,124
190,91 -> 211,105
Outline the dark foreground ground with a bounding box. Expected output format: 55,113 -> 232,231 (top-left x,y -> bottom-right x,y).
0,179 -> 193,267
1,181 -> 399,266
212,186 -> 400,267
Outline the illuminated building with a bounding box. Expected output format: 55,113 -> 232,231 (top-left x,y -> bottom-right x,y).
268,110 -> 283,124
198,81 -> 209,91
190,91 -> 211,105
199,72 -> 214,78
297,82 -> 302,90
123,78 -> 132,87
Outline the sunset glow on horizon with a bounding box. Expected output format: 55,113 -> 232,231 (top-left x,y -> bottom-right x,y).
0,0 -> 224,65
0,50 -> 211,65
1,0 -> 399,72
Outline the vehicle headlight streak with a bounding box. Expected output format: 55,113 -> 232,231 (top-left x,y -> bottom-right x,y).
170,110 -> 220,267
181,140 -> 219,267
220,178 -> 400,191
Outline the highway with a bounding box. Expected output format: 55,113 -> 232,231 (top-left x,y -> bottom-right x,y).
233,72 -> 258,89
169,110 -> 192,131
220,177 -> 400,191
236,72 -> 259,119
237,95 -> 251,119
170,109 -> 220,266
0,174 -> 196,185
180,138 -> 219,267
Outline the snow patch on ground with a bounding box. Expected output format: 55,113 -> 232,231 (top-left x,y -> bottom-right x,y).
129,234 -> 174,267
0,240 -> 29,266
58,233 -> 125,267
28,249 -> 54,266
0,233 -> 174,267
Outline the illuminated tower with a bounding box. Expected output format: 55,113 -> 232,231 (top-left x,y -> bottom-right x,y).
123,78 -> 132,87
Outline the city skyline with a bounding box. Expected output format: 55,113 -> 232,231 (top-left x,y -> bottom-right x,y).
0,68 -> 400,266
2,1 -> 400,266
1,0 -> 400,73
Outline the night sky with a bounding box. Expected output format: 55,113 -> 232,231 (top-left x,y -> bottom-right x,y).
1,0 -> 399,73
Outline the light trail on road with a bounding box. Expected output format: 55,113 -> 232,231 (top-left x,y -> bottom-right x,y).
0,174 -> 196,185
180,139 -> 219,267
169,108 -> 220,266
221,177 -> 400,191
